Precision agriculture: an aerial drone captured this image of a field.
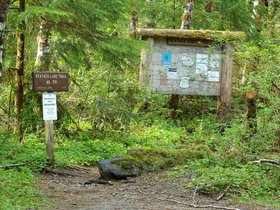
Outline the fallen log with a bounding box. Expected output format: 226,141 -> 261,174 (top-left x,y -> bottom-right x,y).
0,163 -> 26,169
250,159 -> 280,167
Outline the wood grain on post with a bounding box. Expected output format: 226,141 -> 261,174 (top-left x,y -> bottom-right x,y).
218,44 -> 233,119
140,37 -> 154,91
45,120 -> 55,164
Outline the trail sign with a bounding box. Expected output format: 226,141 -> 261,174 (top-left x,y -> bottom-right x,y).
42,92 -> 57,121
32,72 -> 68,92
32,72 -> 69,165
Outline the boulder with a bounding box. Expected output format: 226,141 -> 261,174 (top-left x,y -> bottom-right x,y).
98,157 -> 140,180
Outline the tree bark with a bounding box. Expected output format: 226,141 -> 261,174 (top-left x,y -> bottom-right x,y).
168,0 -> 195,117
129,10 -> 138,38
35,18 -> 52,71
246,91 -> 257,132
180,0 -> 194,29
14,0 -> 25,143
0,0 -> 11,82
145,2 -> 156,28
217,44 -> 233,122
205,0 -> 213,12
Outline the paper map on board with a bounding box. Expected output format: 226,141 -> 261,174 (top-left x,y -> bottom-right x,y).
162,52 -> 172,67
182,56 -> 195,67
208,71 -> 220,82
180,76 -> 190,89
196,54 -> 208,64
167,68 -> 178,79
210,54 -> 221,69
196,64 -> 208,75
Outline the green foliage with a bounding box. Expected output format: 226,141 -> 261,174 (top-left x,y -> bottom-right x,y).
124,147 -> 209,172
55,139 -> 127,166
170,159 -> 280,199
0,168 -> 45,210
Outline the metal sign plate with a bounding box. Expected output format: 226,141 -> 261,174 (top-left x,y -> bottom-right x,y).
32,72 -> 69,92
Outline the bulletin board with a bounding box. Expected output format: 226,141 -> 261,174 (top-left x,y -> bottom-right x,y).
137,28 -> 246,98
150,37 -> 222,96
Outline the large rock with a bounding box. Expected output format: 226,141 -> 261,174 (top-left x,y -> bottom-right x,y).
98,157 -> 140,180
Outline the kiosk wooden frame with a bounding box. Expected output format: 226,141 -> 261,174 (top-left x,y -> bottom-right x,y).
136,28 -> 246,114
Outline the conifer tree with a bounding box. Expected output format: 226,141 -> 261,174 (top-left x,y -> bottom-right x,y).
14,0 -> 25,142
0,0 -> 11,82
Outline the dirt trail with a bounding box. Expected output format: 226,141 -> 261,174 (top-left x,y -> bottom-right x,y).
39,167 -> 271,210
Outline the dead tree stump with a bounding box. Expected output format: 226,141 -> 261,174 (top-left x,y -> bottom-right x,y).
246,91 -> 257,133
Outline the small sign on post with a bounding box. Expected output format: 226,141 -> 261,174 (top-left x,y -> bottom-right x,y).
42,92 -> 57,121
32,72 -> 69,164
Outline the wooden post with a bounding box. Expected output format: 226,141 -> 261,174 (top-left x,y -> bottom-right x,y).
139,37 -> 154,110
218,44 -> 233,119
246,91 -> 257,132
45,120 -> 55,164
140,37 -> 154,90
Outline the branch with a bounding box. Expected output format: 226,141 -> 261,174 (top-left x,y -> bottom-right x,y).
0,163 -> 26,169
272,82 -> 280,92
250,159 -> 280,167
216,184 -> 231,201
138,188 -> 240,210
84,179 -> 113,185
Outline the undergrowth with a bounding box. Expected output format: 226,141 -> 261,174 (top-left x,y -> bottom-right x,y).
0,94 -> 279,209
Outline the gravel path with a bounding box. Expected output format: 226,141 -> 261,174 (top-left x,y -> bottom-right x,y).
39,167 -> 273,210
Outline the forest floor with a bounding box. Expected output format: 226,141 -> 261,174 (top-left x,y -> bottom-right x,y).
39,167 -> 274,210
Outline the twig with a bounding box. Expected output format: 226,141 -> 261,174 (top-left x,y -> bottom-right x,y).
216,184 -> 231,201
138,188 -> 241,210
192,185 -> 199,205
84,179 -> 113,185
120,179 -> 137,184
272,82 -> 280,92
0,163 -> 26,169
250,159 -> 280,167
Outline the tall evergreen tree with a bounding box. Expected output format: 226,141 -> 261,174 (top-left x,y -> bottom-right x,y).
0,0 -> 11,82
14,0 -> 25,142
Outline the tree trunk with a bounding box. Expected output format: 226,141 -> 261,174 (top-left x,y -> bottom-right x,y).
205,0 -> 213,12
180,0 -> 194,29
35,19 -> 52,71
129,10 -> 138,38
168,0 -> 194,118
169,94 -> 180,119
145,2 -> 156,28
246,91 -> 257,133
14,0 -> 25,143
0,0 -> 11,82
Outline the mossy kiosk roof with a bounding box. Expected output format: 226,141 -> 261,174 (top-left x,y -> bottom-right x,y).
136,28 -> 247,41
